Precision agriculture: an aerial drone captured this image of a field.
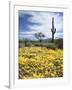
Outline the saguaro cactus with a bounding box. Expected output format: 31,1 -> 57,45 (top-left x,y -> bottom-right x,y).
51,17 -> 56,42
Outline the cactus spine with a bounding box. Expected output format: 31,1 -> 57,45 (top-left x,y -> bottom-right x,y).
51,17 -> 56,42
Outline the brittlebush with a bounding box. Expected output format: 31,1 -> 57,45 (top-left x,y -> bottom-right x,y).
18,47 -> 63,79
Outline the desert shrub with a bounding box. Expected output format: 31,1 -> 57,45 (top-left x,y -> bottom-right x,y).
34,43 -> 42,46
34,43 -> 57,50
45,43 -> 57,50
24,41 -> 33,47
54,39 -> 63,49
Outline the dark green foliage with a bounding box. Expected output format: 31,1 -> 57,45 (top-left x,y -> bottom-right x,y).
19,38 -> 63,49
44,43 -> 57,50
34,42 -> 57,50
54,39 -> 63,49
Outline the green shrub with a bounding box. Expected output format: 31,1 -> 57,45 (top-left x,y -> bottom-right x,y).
45,43 -> 57,50
25,42 -> 34,47
34,42 -> 57,49
54,39 -> 63,49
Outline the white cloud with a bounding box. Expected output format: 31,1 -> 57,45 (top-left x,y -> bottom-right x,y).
19,11 -> 63,40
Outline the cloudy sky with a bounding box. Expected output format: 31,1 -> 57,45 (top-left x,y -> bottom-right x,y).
19,10 -> 63,40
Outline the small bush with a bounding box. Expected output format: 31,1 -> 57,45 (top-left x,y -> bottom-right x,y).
45,43 -> 57,50
54,39 -> 63,49
25,42 -> 34,47
34,42 -> 57,49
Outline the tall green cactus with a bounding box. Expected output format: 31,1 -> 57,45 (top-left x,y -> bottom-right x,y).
51,17 -> 56,42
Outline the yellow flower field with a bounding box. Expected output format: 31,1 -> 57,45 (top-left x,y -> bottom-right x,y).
18,47 -> 63,79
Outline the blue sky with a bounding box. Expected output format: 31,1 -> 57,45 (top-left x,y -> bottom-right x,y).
19,10 -> 63,40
